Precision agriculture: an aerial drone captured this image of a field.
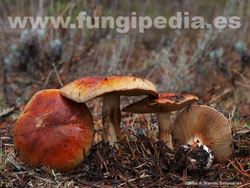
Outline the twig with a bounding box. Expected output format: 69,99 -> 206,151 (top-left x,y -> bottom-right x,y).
228,159 -> 250,178
76,180 -> 102,188
237,182 -> 250,188
208,88 -> 232,104
118,174 -> 151,187
97,150 -> 108,172
52,63 -> 63,87
118,174 -> 139,188
126,137 -> 136,160
43,70 -> 54,89
235,81 -> 250,90
236,159 -> 249,176
141,142 -> 151,155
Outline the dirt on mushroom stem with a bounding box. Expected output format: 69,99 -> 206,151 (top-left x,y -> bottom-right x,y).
183,143 -> 214,170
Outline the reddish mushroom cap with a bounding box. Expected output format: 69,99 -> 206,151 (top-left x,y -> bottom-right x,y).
13,89 -> 94,172
123,93 -> 199,113
60,76 -> 158,103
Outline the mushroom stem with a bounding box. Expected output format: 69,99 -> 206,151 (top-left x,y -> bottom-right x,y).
102,94 -> 121,146
157,112 -> 174,150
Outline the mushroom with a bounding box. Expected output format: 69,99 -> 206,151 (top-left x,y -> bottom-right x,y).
122,93 -> 199,150
60,76 -> 158,146
13,89 -> 94,172
173,105 -> 233,163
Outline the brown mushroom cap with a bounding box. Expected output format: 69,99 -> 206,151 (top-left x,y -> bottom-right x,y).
14,89 -> 94,172
173,105 -> 233,162
123,93 -> 199,113
60,76 -> 158,103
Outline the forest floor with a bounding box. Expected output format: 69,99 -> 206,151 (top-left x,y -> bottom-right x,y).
0,95 -> 250,187
1,1 -> 250,186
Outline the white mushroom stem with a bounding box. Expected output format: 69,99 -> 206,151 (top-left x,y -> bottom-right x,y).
157,112 -> 174,150
102,93 -> 121,146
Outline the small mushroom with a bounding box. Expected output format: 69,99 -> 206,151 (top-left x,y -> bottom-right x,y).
123,93 -> 198,150
60,76 -> 158,146
173,105 -> 233,163
14,89 -> 94,172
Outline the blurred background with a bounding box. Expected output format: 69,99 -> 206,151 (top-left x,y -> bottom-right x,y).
0,0 -> 250,128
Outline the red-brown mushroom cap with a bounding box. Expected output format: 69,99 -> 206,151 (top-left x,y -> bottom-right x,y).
13,89 -> 94,172
173,105 -> 233,162
123,93 -> 199,113
60,76 -> 158,103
